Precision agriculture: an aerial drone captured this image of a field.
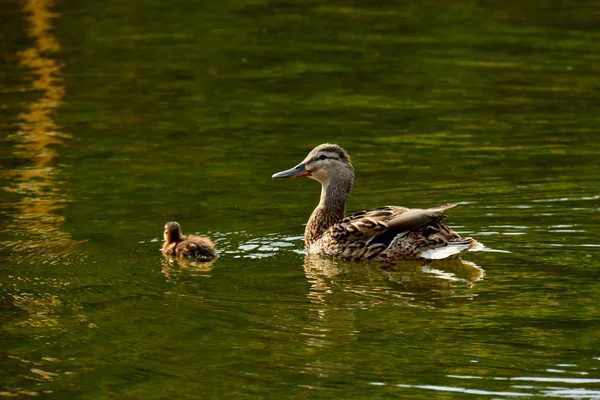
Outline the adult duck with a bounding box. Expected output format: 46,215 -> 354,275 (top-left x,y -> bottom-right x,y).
272,143 -> 481,262
162,221 -> 216,260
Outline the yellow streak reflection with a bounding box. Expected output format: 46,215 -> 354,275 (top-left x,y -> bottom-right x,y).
6,0 -> 85,260
3,1 -> 88,358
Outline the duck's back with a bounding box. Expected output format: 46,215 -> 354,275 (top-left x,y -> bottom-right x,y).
311,204 -> 480,261
164,236 -> 216,259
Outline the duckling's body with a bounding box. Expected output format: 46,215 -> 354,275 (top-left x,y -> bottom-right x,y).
272,143 -> 481,262
162,221 -> 216,260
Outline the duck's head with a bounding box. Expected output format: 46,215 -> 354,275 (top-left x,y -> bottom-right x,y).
164,221 -> 183,243
272,143 -> 354,187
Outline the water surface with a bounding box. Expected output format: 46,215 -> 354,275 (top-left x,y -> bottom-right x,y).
1,0 -> 600,398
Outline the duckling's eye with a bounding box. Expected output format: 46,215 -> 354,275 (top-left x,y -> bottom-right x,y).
318,155 -> 327,160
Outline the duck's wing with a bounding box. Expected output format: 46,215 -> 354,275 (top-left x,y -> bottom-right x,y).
385,203 -> 457,234
321,203 -> 479,261
326,204 -> 456,247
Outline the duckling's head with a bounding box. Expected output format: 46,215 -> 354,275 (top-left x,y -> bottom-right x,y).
164,221 -> 183,243
272,143 -> 354,188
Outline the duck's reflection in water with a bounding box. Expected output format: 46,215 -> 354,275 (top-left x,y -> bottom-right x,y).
299,255 -> 484,375
160,257 -> 217,283
304,254 -> 484,301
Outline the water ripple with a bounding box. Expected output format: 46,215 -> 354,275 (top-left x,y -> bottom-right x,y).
393,367 -> 600,399
532,195 -> 600,203
397,383 -> 531,397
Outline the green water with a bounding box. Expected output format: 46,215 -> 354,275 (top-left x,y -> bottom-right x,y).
2,0 -> 600,398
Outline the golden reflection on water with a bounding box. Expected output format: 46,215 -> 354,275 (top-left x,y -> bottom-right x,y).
12,293 -> 62,328
5,0 -> 85,262
1,6 -> 87,394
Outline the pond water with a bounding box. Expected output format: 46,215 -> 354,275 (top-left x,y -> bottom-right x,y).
2,0 -> 600,398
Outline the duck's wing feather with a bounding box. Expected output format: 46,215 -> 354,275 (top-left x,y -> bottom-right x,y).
328,204 -> 457,246
385,203 -> 457,233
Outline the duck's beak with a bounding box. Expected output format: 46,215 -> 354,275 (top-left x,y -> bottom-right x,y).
272,163 -> 311,179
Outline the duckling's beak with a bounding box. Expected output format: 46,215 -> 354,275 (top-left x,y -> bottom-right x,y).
272,163 -> 311,179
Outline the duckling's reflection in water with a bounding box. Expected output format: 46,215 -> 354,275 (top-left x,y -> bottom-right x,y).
160,257 -> 217,282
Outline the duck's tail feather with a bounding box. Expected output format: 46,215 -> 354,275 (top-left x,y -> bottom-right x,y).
420,237 -> 482,260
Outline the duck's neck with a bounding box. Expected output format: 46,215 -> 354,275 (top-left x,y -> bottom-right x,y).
304,177 -> 353,248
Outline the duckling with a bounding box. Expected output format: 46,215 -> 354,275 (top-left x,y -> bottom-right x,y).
272,143 -> 482,262
162,221 -> 216,260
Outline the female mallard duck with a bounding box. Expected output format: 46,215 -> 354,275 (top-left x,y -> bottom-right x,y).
162,221 -> 216,260
272,143 -> 481,262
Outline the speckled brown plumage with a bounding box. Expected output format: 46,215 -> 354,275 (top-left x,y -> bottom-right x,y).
272,144 -> 482,262
162,221 -> 216,260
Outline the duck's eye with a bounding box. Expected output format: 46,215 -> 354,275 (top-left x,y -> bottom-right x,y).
318,155 -> 327,161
